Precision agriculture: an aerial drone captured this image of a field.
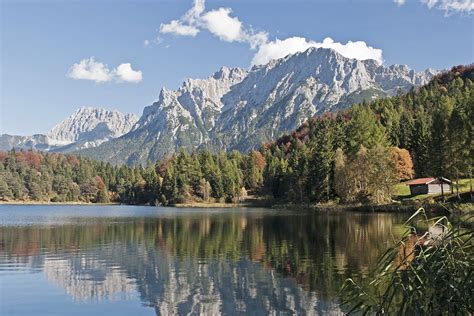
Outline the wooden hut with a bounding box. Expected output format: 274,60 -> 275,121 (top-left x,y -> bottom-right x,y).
406,177 -> 452,196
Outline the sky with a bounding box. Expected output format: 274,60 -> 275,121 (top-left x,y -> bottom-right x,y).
1,0 -> 473,135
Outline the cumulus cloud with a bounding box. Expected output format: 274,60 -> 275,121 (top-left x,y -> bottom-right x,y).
114,63 -> 143,83
159,0 -> 267,48
252,37 -> 383,65
201,8 -> 243,42
396,0 -> 473,13
159,0 -> 383,65
159,0 -> 203,37
67,58 -> 142,83
67,58 -> 112,83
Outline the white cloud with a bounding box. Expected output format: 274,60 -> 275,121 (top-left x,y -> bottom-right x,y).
144,36 -> 163,47
67,58 -> 142,83
67,58 -> 112,83
437,0 -> 474,13
160,20 -> 199,36
397,0 -> 473,13
114,63 -> 143,83
159,0 -> 267,48
252,37 -> 383,65
183,0 -> 205,24
421,0 -> 440,8
159,0 -> 204,37
159,0 -> 383,66
201,8 -> 243,42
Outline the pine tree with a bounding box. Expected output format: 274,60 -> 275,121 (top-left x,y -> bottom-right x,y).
398,110 -> 415,150
0,175 -> 13,200
430,96 -> 453,177
447,105 -> 470,197
346,105 -> 388,155
308,119 -> 335,201
412,107 -> 431,177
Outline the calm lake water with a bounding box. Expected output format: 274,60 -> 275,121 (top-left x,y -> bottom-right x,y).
0,205 -> 407,315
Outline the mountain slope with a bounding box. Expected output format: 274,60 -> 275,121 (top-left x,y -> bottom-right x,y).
82,48 -> 436,165
0,107 -> 138,152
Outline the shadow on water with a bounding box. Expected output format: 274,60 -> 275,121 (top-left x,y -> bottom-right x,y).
0,206 -> 407,315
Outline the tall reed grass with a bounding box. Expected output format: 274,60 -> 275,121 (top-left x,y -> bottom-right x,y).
341,208 -> 473,314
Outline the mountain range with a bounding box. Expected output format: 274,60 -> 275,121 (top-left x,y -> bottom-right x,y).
1,48 -> 437,165
0,107 -> 138,153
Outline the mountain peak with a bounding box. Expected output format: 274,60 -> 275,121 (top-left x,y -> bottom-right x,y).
212,66 -> 247,80
47,107 -> 138,145
81,48 -> 437,165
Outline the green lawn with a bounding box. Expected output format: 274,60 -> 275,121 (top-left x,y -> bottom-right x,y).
393,178 -> 472,201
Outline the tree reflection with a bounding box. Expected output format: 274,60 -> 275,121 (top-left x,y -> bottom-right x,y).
0,210 -> 405,314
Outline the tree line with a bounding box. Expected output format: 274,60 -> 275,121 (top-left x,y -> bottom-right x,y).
0,65 -> 472,205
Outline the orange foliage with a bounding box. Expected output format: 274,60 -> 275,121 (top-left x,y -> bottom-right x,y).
67,155 -> 80,168
391,147 -> 415,181
13,151 -> 42,169
94,176 -> 106,191
0,151 -> 7,164
23,151 -> 43,170
250,151 -> 266,170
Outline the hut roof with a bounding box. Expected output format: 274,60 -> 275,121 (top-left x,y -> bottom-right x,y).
406,177 -> 452,185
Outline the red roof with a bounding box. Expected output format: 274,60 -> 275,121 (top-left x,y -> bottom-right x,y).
406,178 -> 435,185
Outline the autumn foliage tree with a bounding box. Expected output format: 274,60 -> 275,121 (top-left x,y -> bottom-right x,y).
390,147 -> 414,181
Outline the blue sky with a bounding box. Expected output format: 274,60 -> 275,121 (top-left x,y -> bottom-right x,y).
1,0 -> 473,135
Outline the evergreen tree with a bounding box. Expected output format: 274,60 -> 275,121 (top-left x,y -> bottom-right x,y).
346,105 -> 388,155
412,107 -> 431,177
430,96 -> 453,177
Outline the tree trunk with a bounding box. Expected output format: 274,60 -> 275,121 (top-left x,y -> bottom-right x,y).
440,177 -> 445,202
456,169 -> 460,200
470,166 -> 473,202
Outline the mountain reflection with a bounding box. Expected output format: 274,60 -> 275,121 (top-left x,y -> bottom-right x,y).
0,209 -> 406,315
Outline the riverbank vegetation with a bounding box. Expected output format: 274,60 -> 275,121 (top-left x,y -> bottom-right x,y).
0,65 -> 472,206
341,208 -> 473,314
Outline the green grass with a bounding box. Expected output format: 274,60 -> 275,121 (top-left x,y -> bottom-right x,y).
393,178 -> 472,201
393,182 -> 411,196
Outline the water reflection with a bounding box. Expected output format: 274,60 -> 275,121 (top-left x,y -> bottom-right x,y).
0,207 -> 406,315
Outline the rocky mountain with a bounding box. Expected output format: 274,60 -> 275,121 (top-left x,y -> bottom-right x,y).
0,107 -> 138,152
0,134 -> 54,152
81,47 -> 436,165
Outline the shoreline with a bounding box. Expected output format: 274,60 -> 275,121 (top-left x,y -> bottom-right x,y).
1,200 -> 472,214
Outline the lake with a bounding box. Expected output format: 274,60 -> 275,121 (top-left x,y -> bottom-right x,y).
0,205 -> 407,315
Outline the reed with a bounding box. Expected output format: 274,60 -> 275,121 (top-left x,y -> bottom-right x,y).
340,208 -> 474,314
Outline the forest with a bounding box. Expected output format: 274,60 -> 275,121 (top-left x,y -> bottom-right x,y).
0,65 -> 472,205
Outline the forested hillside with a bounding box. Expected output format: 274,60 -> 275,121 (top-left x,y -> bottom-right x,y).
261,64 -> 473,203
0,65 -> 472,205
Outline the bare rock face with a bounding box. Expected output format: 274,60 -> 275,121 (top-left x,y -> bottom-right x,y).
47,107 -> 138,150
83,48 -> 435,165
0,107 -> 138,152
